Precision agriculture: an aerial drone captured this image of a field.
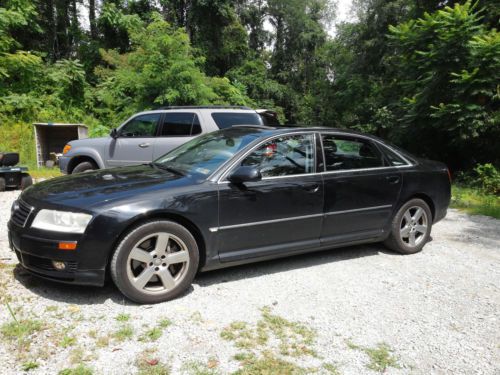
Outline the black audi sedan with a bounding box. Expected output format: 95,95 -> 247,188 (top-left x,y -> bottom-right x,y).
8,126 -> 451,303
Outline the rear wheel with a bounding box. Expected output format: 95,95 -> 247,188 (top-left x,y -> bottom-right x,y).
384,198 -> 432,254
110,220 -> 199,304
72,161 -> 96,174
20,173 -> 33,190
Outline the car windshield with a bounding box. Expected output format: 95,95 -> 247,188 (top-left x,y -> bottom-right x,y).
154,128 -> 261,177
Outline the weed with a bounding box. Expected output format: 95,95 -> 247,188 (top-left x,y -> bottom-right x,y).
21,361 -> 39,371
115,313 -> 131,322
58,364 -> 93,375
323,363 -> 341,374
46,305 -> 58,312
158,318 -> 172,328
60,335 -> 77,348
136,351 -> 170,375
233,351 -> 307,375
113,324 -> 134,341
1,316 -> 43,351
96,335 -> 110,348
181,360 -> 220,375
139,327 -> 162,342
347,341 -> 400,372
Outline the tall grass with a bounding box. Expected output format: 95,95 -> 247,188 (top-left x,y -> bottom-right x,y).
451,185 -> 500,219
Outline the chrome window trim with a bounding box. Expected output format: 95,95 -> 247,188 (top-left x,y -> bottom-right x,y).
319,131 -> 413,167
212,129 -> 414,183
215,131 -> 318,184
209,204 -> 393,232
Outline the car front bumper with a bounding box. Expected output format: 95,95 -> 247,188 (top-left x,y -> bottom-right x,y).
59,156 -> 70,174
8,221 -> 106,286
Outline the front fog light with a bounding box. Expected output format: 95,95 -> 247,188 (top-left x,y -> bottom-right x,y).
52,261 -> 66,270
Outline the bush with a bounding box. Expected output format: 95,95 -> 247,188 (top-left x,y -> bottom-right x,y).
474,163 -> 500,195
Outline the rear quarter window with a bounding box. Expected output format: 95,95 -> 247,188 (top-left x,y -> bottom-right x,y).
212,112 -> 263,129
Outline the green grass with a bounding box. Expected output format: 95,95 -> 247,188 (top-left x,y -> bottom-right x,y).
158,318 -> 172,328
27,166 -> 63,179
59,335 -> 77,348
112,324 -> 134,342
115,313 -> 131,322
232,351 -> 307,375
21,361 -> 39,371
346,341 -> 400,372
451,185 -> 500,219
139,327 -> 163,342
58,364 -> 93,375
0,318 -> 43,349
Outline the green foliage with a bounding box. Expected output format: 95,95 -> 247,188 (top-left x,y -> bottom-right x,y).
58,365 -> 93,375
388,1 -> 499,166
474,164 -> 500,195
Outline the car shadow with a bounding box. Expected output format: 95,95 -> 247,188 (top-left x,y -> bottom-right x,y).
12,243 -> 393,306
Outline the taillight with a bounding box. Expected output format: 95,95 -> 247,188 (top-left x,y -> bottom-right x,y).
63,144 -> 72,154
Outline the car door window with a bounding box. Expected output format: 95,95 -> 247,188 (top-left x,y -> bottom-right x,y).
322,134 -> 383,171
241,134 -> 315,177
120,114 -> 160,137
161,113 -> 201,136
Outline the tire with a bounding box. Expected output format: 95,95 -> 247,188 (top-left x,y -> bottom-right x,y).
0,177 -> 5,192
20,174 -> 33,190
72,161 -> 96,174
110,220 -> 199,304
384,198 -> 432,254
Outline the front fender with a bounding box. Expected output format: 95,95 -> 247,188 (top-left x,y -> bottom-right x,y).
68,148 -> 106,169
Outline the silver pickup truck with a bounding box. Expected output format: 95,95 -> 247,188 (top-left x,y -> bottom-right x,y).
59,106 -> 268,174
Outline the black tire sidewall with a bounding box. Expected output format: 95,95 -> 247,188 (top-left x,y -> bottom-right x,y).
20,174 -> 33,190
72,161 -> 96,174
388,198 -> 432,254
110,220 -> 199,304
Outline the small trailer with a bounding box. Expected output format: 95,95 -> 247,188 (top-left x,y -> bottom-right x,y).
0,152 -> 32,191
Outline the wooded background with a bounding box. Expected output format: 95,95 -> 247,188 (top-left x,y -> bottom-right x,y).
0,0 -> 498,172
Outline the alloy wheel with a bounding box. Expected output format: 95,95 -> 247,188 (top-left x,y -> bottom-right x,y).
399,206 -> 428,248
126,232 -> 190,295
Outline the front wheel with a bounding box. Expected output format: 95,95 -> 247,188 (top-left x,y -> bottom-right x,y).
72,161 -> 96,174
110,220 -> 199,304
384,198 -> 432,254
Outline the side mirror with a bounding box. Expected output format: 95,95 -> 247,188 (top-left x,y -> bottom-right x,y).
110,128 -> 118,139
227,166 -> 262,184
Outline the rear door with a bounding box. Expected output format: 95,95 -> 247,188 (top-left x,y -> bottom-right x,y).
320,133 -> 403,244
106,113 -> 160,167
153,112 -> 203,159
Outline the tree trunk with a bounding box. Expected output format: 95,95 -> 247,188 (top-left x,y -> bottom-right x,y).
89,0 -> 98,39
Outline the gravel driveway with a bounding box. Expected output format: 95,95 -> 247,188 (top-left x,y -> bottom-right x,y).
0,189 -> 499,375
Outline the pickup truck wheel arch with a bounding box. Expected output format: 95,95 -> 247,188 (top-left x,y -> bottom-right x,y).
69,157 -> 99,174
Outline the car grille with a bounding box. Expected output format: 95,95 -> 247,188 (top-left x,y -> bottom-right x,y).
11,200 -> 33,227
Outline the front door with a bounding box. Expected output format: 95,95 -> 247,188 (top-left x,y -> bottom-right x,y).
216,133 -> 324,262
106,113 -> 160,167
320,133 -> 402,244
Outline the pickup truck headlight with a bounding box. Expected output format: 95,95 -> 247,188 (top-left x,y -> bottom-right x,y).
31,210 -> 92,233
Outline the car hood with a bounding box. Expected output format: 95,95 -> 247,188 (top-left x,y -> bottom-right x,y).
21,165 -> 195,211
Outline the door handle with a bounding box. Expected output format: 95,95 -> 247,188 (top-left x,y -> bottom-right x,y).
139,143 -> 150,148
303,183 -> 320,193
386,175 -> 400,184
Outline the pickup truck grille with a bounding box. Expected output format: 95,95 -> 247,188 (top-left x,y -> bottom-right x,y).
11,200 -> 33,227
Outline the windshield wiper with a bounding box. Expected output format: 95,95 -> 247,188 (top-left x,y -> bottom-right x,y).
150,162 -> 185,176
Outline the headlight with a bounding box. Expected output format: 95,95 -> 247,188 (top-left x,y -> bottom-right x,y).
31,210 -> 92,233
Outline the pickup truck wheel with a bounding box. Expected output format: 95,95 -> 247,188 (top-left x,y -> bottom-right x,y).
110,220 -> 199,304
20,174 -> 32,190
72,161 -> 96,174
384,198 -> 432,254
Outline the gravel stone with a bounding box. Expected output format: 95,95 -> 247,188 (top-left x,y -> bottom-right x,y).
0,189 -> 499,374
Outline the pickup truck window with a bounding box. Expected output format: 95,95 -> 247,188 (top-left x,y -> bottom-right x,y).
212,112 -> 263,129
161,113 -> 201,136
120,114 -> 160,137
